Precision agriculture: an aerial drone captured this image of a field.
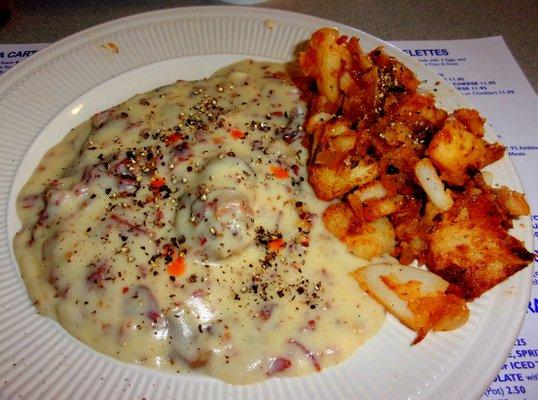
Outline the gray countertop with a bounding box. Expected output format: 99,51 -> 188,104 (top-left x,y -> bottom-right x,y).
1,0 -> 536,91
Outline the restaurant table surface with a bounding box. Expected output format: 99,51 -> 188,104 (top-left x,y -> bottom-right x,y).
0,0 -> 536,91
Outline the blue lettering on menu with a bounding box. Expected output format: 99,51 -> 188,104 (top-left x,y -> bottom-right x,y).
494,372 -> 525,382
528,297 -> 538,313
402,49 -> 449,57
514,349 -> 538,357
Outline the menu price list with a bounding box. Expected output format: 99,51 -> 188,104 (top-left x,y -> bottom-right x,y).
1,37 -> 537,399
485,338 -> 537,399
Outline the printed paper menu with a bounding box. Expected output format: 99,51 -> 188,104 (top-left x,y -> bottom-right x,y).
0,43 -> 48,75
1,37 -> 537,399
392,37 -> 537,400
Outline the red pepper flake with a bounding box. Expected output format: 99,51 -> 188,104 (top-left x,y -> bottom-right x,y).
165,132 -> 183,146
167,257 -> 186,277
269,165 -> 289,179
122,287 -> 129,294
230,129 -> 245,139
268,238 -> 285,251
150,177 -> 166,189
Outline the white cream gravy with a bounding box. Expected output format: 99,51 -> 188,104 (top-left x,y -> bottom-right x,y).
14,60 -> 384,384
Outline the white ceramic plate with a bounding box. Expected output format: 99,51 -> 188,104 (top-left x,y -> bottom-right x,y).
0,6 -> 533,400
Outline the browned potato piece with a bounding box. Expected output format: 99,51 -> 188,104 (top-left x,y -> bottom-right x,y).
428,186 -> 533,298
492,186 -> 531,217
452,108 -> 485,137
323,202 -> 395,260
347,184 -> 401,222
309,163 -> 378,201
426,110 -> 504,186
309,119 -> 378,200
298,27 -> 352,109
